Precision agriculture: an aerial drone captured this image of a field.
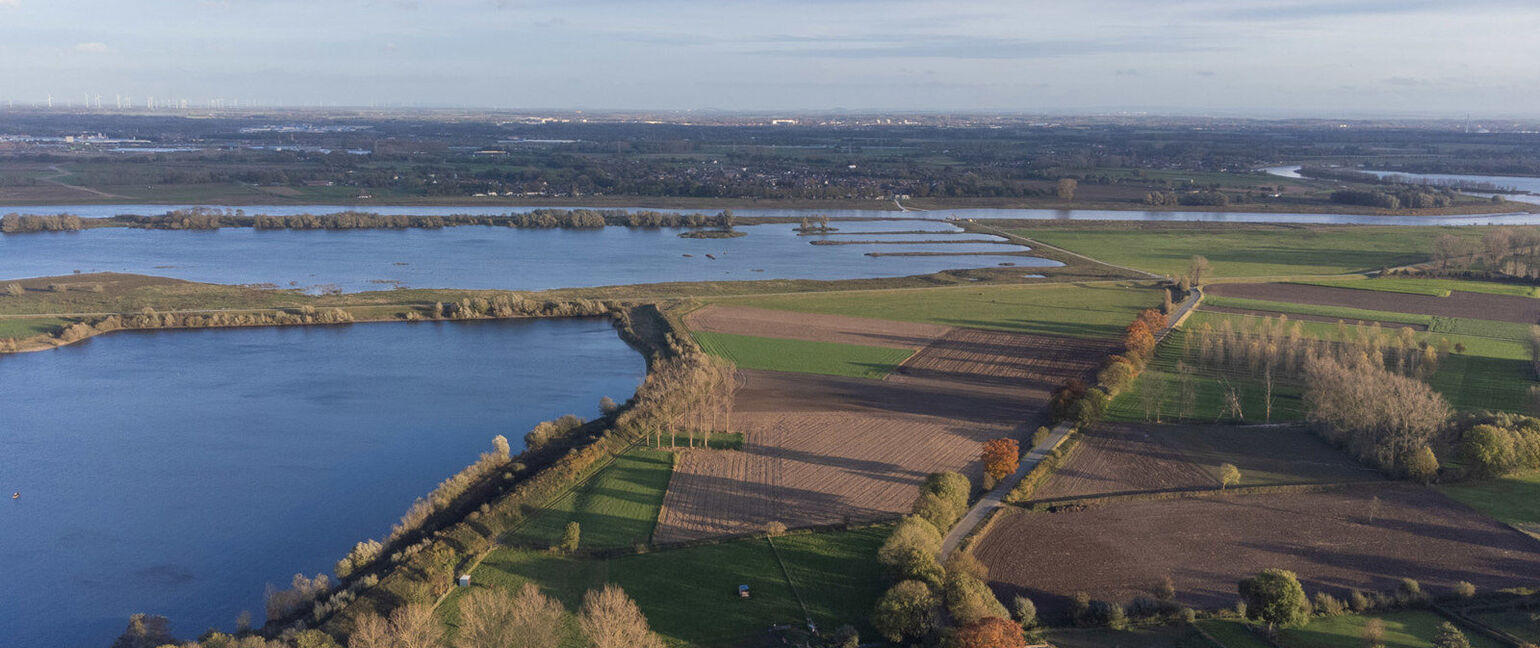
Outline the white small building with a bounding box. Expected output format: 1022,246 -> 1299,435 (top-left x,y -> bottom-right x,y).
458,574 -> 471,587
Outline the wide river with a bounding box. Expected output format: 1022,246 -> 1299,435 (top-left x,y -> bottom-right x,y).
0,221 -> 1055,293
0,319 -> 646,648
4,201 -> 1540,225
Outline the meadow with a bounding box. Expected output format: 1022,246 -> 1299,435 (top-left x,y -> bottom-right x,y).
713,281 -> 1161,340
448,526 -> 889,647
1199,611 -> 1505,648
1438,470 -> 1540,527
508,448 -> 674,550
1011,224 -> 1480,278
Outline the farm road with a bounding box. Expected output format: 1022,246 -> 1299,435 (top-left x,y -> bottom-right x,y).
940,286 -> 1203,557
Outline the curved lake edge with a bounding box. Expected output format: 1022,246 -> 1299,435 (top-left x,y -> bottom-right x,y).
0,310 -> 656,643
4,305 -> 668,645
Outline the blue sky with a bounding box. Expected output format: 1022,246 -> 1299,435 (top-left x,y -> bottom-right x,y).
1,0 -> 1538,116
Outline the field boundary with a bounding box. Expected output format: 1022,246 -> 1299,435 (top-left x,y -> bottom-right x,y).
1014,479 -> 1387,511
766,536 -> 815,631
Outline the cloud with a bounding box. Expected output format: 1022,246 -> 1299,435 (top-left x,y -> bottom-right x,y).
75,42 -> 110,53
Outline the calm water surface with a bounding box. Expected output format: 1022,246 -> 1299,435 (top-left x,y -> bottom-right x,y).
0,222 -> 1056,293
0,319 -> 645,648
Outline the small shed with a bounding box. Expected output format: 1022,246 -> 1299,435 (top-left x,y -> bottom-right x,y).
458,574 -> 472,588
738,584 -> 750,598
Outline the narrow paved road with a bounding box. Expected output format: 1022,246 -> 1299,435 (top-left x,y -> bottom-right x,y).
939,286 -> 1203,557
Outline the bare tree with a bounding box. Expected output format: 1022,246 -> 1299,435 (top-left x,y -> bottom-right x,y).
349,613 -> 393,648
1188,255 -> 1211,287
1217,381 -> 1245,423
1177,362 -> 1197,421
457,584 -> 565,648
579,585 -> 664,648
392,603 -> 445,648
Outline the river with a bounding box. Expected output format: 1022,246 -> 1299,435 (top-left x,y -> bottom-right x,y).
0,319 -> 646,648
1262,165 -> 1540,207
6,201 -> 1540,226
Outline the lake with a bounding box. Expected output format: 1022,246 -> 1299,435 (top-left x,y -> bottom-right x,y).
0,319 -> 646,648
0,222 -> 1055,293
6,200 -> 1540,225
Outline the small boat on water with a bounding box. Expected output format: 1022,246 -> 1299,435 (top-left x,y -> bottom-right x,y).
11,492 -> 18,500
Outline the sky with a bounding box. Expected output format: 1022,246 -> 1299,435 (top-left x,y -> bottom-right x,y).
1,0 -> 1539,117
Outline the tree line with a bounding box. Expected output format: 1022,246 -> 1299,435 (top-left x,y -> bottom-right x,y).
111,583 -> 666,648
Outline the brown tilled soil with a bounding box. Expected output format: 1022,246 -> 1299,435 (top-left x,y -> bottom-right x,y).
1198,305 -> 1430,331
976,484 -> 1540,621
1032,423 -> 1381,502
684,304 -> 951,349
1031,426 -> 1217,501
654,327 -> 1117,543
1208,283 -> 1540,324
893,328 -> 1117,392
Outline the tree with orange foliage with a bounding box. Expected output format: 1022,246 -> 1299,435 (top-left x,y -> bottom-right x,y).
982,438 -> 1021,482
1124,319 -> 1156,361
951,617 -> 1028,648
1137,308 -> 1168,333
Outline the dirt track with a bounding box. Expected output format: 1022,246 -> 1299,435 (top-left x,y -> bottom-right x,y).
1208,283 -> 1540,324
654,322 -> 1117,543
977,483 -> 1540,621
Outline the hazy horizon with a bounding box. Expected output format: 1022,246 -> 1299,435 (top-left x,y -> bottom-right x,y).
2,0 -> 1539,118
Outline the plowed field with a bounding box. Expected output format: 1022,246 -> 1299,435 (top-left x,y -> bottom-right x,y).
654,321 -> 1118,543
976,484 -> 1540,621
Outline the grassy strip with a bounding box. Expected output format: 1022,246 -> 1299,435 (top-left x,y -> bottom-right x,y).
693,331 -> 913,379
1204,296 -> 1433,327
1429,316 -> 1533,342
1438,470 -> 1540,527
712,281 -> 1162,340
507,448 -> 675,550
450,527 -> 888,647
0,316 -> 69,339
1291,278 -> 1540,298
1278,610 -> 1506,648
1012,224 -> 1472,278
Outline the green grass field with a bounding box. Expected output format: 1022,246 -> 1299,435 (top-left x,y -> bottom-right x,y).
1108,328 -> 1306,425
1203,296 -> 1433,327
453,527 -> 888,647
1050,624 -> 1224,648
1463,607 -> 1540,644
1016,225 -> 1474,279
508,448 -> 674,550
1202,612 -> 1503,648
1116,311 -> 1534,419
0,316 -> 69,339
1439,470 -> 1540,527
714,282 -> 1161,340
692,331 -> 913,379
1278,611 -> 1504,648
1292,277 -> 1540,298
